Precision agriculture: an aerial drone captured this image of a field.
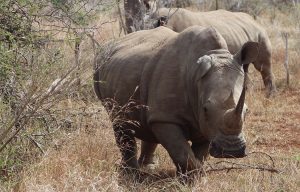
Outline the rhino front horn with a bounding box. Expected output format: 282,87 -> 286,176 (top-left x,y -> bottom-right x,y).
235,64 -> 249,120
235,83 -> 246,119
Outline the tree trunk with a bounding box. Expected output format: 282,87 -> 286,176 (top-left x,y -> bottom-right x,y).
124,0 -> 144,34
216,0 -> 219,10
175,0 -> 192,7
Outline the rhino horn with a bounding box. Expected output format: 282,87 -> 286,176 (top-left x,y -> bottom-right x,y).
235,63 -> 249,120
235,83 -> 246,119
224,91 -> 235,108
224,65 -> 248,134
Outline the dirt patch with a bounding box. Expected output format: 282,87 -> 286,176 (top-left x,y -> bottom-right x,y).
247,89 -> 300,153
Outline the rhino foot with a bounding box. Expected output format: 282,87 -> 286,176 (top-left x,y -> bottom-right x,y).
266,87 -> 277,98
142,162 -> 158,171
138,141 -> 158,170
138,156 -> 159,170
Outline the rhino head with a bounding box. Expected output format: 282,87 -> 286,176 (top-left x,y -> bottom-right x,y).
193,42 -> 259,158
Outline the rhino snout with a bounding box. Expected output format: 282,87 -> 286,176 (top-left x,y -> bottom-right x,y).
209,134 -> 247,158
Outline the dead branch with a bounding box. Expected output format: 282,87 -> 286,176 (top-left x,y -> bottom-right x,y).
205,164 -> 280,173
281,32 -> 290,86
116,0 -> 127,35
248,151 -> 276,168
167,8 -> 179,24
27,135 -> 45,154
86,33 -> 98,73
0,65 -> 77,153
0,88 -> 36,144
86,33 -> 101,47
204,151 -> 280,174
75,34 -> 82,93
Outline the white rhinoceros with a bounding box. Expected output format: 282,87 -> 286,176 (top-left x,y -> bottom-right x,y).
94,26 -> 258,174
152,8 -> 275,97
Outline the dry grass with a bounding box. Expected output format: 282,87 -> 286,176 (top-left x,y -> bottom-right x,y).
18,93 -> 300,191
8,5 -> 300,192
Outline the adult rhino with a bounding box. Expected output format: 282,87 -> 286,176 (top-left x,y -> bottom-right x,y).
94,26 -> 259,174
152,8 -> 276,97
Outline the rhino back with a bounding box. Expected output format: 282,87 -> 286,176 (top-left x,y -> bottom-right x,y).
94,27 -> 176,106
159,8 -> 268,54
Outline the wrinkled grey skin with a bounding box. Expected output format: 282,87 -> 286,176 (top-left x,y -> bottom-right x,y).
94,26 -> 259,174
151,8 -> 276,97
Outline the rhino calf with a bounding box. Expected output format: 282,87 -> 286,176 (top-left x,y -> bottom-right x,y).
152,8 -> 276,97
94,26 -> 258,174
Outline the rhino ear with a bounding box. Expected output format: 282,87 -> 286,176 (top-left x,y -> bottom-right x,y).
234,42 -> 259,65
196,55 -> 212,78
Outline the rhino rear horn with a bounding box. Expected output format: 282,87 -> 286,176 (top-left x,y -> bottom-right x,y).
234,42 -> 259,65
224,91 -> 235,108
223,89 -> 245,131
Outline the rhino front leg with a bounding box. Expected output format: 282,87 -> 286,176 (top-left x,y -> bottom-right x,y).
151,123 -> 201,174
113,125 -> 139,170
191,141 -> 210,162
138,141 -> 157,167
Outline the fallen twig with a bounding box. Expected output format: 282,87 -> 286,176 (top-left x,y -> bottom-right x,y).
205,151 -> 280,174
206,160 -> 280,173
27,135 -> 45,154
248,151 -> 276,168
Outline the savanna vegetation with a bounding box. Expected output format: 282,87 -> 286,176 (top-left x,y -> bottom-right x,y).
0,0 -> 299,191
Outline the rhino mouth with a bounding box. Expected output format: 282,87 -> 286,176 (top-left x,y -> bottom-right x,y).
209,142 -> 247,158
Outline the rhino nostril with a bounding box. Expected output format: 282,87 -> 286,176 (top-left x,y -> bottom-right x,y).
208,129 -> 246,158
215,134 -> 246,150
209,142 -> 247,158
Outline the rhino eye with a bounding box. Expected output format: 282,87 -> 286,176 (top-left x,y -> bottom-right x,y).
203,106 -> 208,113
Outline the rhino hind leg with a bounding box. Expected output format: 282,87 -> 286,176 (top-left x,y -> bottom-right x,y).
113,125 -> 139,171
138,141 -> 158,169
254,62 -> 276,97
253,40 -> 277,97
151,123 -> 202,174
